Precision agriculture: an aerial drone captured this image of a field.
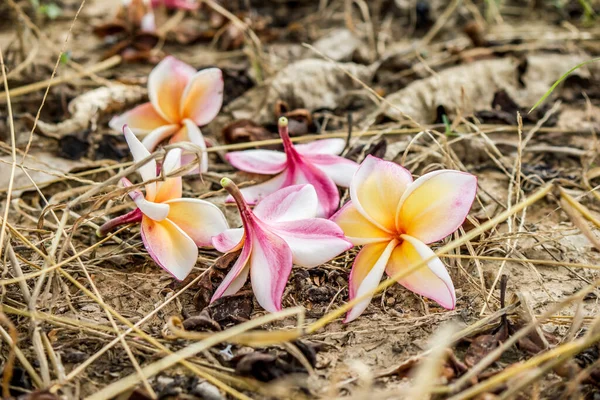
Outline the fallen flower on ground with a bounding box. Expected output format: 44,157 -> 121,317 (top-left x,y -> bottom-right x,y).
98,126 -> 228,280
331,155 -> 477,322
109,56 -> 223,172
225,116 -> 359,217
212,179 -> 352,312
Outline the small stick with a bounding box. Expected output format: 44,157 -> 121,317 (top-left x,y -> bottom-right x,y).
0,55 -> 122,102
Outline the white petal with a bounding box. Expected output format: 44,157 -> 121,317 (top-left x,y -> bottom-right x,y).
295,138 -> 346,155
345,240 -> 397,323
252,184 -> 318,223
212,228 -> 244,253
269,219 -> 352,267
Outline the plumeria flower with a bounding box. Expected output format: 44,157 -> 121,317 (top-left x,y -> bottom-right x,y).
109,56 -> 224,172
331,155 -> 477,322
151,0 -> 199,10
225,117 -> 359,218
98,126 -> 229,280
212,179 -> 353,312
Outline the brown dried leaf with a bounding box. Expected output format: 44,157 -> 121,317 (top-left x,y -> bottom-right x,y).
33,85 -> 147,138
227,59 -> 375,125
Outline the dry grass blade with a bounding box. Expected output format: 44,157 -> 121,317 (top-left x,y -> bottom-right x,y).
0,312 -> 17,399
86,307 -> 304,400
406,324 -> 458,400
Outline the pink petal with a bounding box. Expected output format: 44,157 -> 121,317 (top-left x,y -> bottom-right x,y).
212,228 -> 244,253
154,149 -> 182,203
148,56 -> 195,123
252,184 -> 318,223
141,124 -> 180,152
164,199 -> 229,247
109,102 -> 169,135
151,0 -> 199,10
141,216 -> 198,280
345,240 -> 398,323
226,150 -> 287,174
211,236 -> 251,301
396,170 -> 477,244
386,235 -> 455,309
235,172 -> 288,205
268,219 -> 352,267
290,156 -> 340,218
122,177 -> 169,221
330,201 -> 392,245
124,126 -> 157,199
249,223 -> 293,312
303,154 -> 359,187
295,138 -> 346,155
350,155 -> 413,232
180,68 -> 224,126
169,119 -> 208,173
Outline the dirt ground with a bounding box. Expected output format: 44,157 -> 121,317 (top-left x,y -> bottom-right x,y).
2,0 -> 600,399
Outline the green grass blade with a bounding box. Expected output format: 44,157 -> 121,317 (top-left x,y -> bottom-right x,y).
529,57 -> 600,113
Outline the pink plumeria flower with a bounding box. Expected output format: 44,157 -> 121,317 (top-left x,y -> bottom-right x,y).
212,179 -> 353,312
225,117 -> 359,218
109,56 -> 223,172
331,155 -> 477,322
98,126 -> 229,280
151,0 -> 199,10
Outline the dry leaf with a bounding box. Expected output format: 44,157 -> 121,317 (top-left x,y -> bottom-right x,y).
380,54 -> 598,123
34,85 -> 147,138
226,59 -> 375,124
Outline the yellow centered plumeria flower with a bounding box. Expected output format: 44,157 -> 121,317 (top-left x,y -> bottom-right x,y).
331,155 -> 477,322
98,126 -> 228,280
109,56 -> 224,172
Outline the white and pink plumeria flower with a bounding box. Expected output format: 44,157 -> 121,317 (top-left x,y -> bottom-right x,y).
109,56 -> 223,172
331,155 -> 477,322
98,126 -> 228,280
225,117 -> 359,218
211,179 -> 353,312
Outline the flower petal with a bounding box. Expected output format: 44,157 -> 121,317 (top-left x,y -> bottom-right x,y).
212,228 -> 244,253
226,150 -> 287,174
235,172 -> 288,205
252,184 -> 318,223
141,217 -> 198,280
386,235 -> 455,309
211,237 -> 251,301
331,201 -> 392,245
164,198 -> 229,247
124,126 -> 157,199
148,56 -> 195,122
291,156 -> 340,218
345,240 -> 398,323
249,224 -> 293,312
396,170 -> 477,244
295,138 -> 345,155
122,178 -> 169,221
154,149 -> 182,203
180,68 -> 224,126
303,154 -> 359,187
169,119 -> 208,173
350,155 -> 413,232
109,102 -> 169,135
269,219 -> 352,267
141,124 -> 180,152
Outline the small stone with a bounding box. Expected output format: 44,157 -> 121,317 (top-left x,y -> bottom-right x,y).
192,381 -> 224,400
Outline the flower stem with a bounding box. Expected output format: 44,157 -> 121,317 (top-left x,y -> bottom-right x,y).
97,208 -> 143,236
278,116 -> 294,153
220,177 -> 254,228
